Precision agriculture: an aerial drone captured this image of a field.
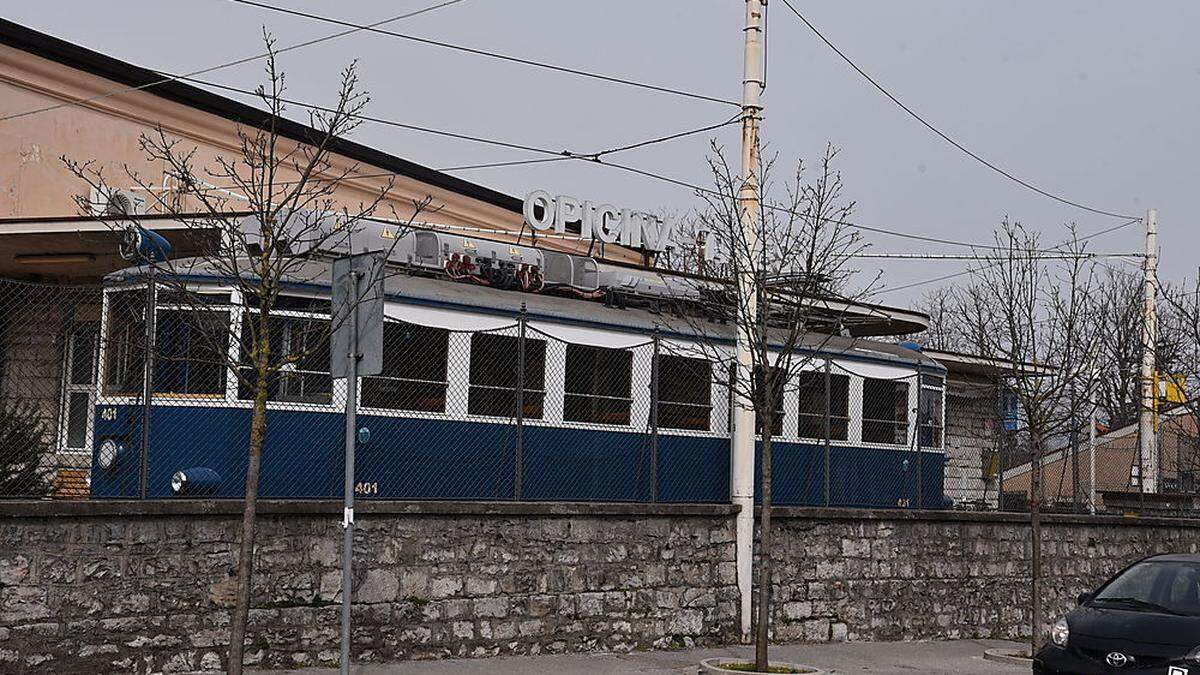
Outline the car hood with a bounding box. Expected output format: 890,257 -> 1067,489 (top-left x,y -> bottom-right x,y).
1071,605 -> 1200,649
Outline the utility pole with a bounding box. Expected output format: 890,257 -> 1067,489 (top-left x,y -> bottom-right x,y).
732,0 -> 765,646
1140,208 -> 1158,493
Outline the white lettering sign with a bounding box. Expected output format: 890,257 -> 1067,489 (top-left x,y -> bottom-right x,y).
523,190 -> 678,253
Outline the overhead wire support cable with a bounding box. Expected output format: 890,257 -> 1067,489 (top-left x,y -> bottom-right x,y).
226,0 -> 742,108
0,0 -> 470,123
777,0 -> 1139,221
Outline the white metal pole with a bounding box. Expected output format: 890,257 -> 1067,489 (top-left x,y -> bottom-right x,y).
1139,209 -> 1158,493
733,0 -> 765,644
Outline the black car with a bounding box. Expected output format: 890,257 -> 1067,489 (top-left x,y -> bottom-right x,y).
1035,553 -> 1200,674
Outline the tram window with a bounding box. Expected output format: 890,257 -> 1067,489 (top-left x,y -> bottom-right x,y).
862,378 -> 909,445
564,344 -> 632,425
656,354 -> 711,431
468,333 -> 546,418
919,375 -> 944,449
797,370 -> 850,441
238,316 -> 332,404
103,292 -> 146,396
753,366 -> 785,436
154,310 -> 230,395
363,323 -> 449,413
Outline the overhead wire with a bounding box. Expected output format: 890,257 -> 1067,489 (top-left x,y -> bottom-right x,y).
777,0 -> 1140,221
225,0 -> 741,108
874,217 -> 1142,296
0,0 -> 470,123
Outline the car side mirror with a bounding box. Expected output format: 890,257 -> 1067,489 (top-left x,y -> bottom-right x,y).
1077,592 -> 1092,606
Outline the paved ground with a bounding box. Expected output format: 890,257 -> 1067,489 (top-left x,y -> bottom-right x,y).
254,639 -> 1029,674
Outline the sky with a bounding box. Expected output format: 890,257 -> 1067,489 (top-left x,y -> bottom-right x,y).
7,1 -> 1199,306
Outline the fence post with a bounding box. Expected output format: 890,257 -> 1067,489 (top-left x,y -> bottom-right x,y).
650,328 -> 660,503
514,304 -> 526,501
915,376 -> 923,509
138,265 -> 157,499
823,358 -> 831,507
995,380 -> 1006,511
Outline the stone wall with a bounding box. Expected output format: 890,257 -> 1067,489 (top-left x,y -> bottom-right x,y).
2,501 -> 1199,674
765,509 -> 1200,645
0,502 -> 739,674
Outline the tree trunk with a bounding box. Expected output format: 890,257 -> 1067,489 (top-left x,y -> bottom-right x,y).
755,419 -> 773,672
1030,434 -> 1043,656
228,339 -> 271,674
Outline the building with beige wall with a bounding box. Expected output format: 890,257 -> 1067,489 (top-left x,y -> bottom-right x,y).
0,18 -> 642,283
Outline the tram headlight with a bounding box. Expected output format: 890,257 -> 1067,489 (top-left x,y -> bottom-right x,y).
171,467 -> 222,496
97,439 -> 122,471
170,470 -> 187,495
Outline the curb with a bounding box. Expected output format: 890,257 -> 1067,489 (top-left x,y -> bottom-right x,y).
983,648 -> 1033,666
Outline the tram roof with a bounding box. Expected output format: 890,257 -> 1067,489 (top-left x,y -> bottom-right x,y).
105,258 -> 945,372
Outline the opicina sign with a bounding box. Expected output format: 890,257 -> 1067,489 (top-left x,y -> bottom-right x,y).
522,190 -> 679,252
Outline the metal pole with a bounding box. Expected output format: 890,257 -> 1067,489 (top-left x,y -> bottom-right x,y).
1140,208 -> 1158,493
995,382 -> 1005,510
514,304 -> 526,501
823,359 -> 831,506
340,269 -> 360,675
650,329 -> 660,503
138,264 -> 156,499
1089,368 -> 1098,514
732,0 -> 765,644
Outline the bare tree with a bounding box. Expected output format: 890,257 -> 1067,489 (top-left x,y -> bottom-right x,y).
956,221 -> 1099,654
664,143 -> 871,670
63,36 -> 429,673
1154,274 -> 1200,493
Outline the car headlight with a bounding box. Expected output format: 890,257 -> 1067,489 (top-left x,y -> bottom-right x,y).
1188,644 -> 1200,663
1051,617 -> 1069,648
97,439 -> 122,470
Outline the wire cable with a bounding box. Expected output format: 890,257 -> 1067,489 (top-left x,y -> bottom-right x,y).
0,0 -> 469,123
226,0 -> 741,108
777,0 -> 1139,221
875,216 -> 1142,296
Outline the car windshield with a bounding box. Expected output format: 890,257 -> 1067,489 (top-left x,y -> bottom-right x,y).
1092,561 -> 1200,616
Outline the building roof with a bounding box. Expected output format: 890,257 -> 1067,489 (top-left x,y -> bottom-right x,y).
0,18 -> 523,216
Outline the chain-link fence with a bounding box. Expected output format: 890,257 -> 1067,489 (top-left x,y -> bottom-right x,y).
4,273 -> 1199,515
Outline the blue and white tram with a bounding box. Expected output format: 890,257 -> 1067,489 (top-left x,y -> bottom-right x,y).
88,251 -> 947,506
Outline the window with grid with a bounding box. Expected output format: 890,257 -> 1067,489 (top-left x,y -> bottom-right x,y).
103,291 -> 146,396
468,333 -> 545,418
797,370 -> 850,441
564,344 -> 632,425
238,315 -> 331,404
862,378 -> 909,445
918,374 -> 944,449
656,354 -> 711,431
362,323 -> 449,413
154,309 -> 230,396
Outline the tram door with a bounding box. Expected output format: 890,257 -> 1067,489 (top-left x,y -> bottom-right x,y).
57,322 -> 98,496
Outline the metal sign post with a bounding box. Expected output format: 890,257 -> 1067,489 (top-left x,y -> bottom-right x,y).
331,252 -> 384,675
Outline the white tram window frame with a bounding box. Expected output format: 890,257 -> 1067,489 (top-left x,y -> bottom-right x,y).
796,361 -> 852,443
562,343 -> 635,427
359,322 -> 451,414
152,296 -> 233,400
918,373 -> 945,450
234,306 -> 335,408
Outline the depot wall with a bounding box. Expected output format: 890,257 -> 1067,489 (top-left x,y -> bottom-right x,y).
1,502 -> 1198,674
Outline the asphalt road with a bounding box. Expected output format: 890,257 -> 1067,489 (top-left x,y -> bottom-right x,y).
253,639 -> 1029,674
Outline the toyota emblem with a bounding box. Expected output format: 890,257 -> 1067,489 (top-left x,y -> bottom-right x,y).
1106,652 -> 1131,668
